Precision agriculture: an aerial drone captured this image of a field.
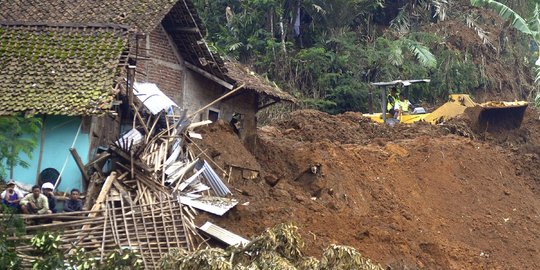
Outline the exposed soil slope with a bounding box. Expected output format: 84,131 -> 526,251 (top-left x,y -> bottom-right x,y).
194,110 -> 540,269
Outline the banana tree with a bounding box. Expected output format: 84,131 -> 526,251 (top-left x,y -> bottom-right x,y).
471,0 -> 540,96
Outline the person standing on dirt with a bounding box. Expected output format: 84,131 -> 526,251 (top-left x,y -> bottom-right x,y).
394,93 -> 414,120
387,87 -> 400,116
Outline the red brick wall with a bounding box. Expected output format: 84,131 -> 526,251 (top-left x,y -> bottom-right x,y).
136,25 -> 184,104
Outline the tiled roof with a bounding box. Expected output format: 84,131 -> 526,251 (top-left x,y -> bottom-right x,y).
0,23 -> 129,116
0,0 -> 178,33
162,1 -> 227,80
224,60 -> 296,103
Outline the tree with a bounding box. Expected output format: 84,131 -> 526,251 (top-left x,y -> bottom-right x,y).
0,115 -> 41,179
470,0 -> 540,104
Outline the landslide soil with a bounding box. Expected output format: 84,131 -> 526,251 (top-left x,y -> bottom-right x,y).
193,109 -> 540,269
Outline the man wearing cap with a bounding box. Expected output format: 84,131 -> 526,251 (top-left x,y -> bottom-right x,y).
1,179 -> 25,212
20,185 -> 51,215
41,182 -> 57,213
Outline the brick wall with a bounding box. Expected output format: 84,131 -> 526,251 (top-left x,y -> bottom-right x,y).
136,24 -> 184,104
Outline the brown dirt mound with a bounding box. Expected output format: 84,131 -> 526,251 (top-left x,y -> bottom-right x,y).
193,109 -> 540,270
269,109 -> 447,144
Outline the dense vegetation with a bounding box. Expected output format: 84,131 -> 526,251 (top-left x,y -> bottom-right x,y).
0,115 -> 41,179
194,0 -> 538,114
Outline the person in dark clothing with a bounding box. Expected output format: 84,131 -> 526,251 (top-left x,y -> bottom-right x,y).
64,189 -> 83,212
41,182 -> 57,213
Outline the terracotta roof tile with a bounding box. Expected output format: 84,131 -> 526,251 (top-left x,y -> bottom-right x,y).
0,23 -> 129,116
0,0 -> 177,33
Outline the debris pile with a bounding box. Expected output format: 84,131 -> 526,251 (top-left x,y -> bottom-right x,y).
12,89 -> 239,268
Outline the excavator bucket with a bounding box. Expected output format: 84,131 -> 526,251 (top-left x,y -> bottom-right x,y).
363,94 -> 528,130
466,101 -> 528,131
423,94 -> 528,131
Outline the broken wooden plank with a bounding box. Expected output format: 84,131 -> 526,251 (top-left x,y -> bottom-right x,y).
87,172 -> 117,219
70,148 -> 90,188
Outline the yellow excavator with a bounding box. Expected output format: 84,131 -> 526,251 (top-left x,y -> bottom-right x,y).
364,80 -> 528,130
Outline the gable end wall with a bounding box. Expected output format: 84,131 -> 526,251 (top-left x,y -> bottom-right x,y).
136,25 -> 184,104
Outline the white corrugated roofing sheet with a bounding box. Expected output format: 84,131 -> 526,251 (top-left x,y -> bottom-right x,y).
133,82 -> 178,115
179,196 -> 237,216
115,128 -> 143,149
199,221 -> 250,247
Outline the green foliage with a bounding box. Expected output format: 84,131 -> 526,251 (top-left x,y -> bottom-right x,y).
31,232 -> 64,270
27,231 -> 143,269
99,248 -> 144,270
0,206 -> 25,269
471,0 -> 540,105
471,0 -> 534,35
67,246 -> 143,270
0,115 -> 41,178
195,0 -> 533,115
159,223 -> 383,270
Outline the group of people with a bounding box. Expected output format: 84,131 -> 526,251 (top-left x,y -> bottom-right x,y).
387,87 -> 414,120
1,180 -> 83,215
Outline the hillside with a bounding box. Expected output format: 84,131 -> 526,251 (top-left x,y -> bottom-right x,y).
194,110 -> 540,269
195,0 -> 537,115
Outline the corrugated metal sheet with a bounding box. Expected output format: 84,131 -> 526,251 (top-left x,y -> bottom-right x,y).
133,82 -> 178,115
199,160 -> 231,196
178,196 -> 237,216
115,128 -> 143,149
178,166 -> 206,191
198,221 -> 250,247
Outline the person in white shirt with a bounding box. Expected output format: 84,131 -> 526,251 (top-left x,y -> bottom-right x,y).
1,179 -> 26,212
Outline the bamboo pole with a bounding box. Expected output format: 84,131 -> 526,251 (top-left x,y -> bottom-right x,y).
187,84 -> 245,119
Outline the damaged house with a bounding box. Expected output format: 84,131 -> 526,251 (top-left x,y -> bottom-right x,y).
0,0 -> 295,192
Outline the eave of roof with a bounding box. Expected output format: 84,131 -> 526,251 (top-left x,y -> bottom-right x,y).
223,60 -> 296,103
0,0 -> 178,33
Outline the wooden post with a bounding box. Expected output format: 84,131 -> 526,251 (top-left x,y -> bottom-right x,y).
87,172 -> 117,219
70,148 -> 90,189
35,115 -> 46,183
368,87 -> 373,114
382,86 -> 388,124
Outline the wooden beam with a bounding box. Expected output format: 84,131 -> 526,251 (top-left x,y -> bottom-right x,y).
184,61 -> 234,90
257,100 -> 279,111
188,84 -> 245,119
70,148 -> 90,189
86,172 -> 117,219
171,27 -> 199,33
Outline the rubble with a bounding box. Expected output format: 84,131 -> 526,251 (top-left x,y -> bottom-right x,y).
11,92 -> 239,268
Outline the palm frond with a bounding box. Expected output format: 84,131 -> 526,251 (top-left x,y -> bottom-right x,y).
432,0 -> 448,21
465,15 -> 497,51
388,43 -> 404,66
390,4 -> 410,36
404,40 -> 437,68
470,0 -> 533,35
312,4 -> 326,15
528,4 -> 540,33
228,42 -> 244,52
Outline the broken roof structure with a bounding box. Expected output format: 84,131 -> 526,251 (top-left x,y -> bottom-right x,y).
0,0 -> 275,267
0,0 -> 294,117
224,60 -> 297,107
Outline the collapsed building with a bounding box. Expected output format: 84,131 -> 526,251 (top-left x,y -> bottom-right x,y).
0,0 -> 295,267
